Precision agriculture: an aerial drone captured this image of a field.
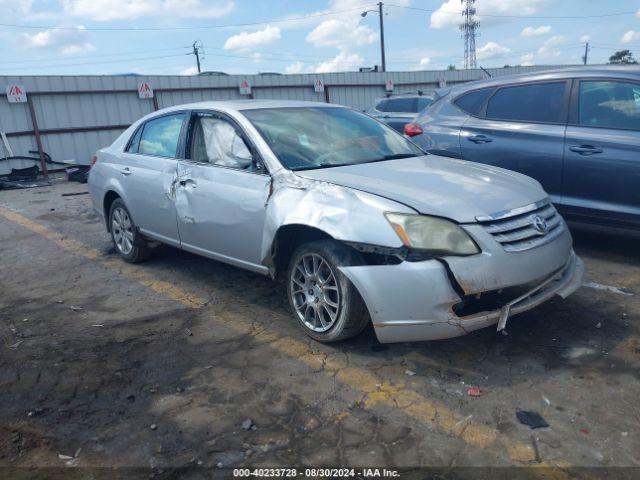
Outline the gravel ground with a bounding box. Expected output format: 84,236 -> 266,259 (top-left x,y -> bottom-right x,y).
1,181 -> 639,478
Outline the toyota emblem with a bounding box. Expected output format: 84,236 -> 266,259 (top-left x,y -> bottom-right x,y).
532,215 -> 548,234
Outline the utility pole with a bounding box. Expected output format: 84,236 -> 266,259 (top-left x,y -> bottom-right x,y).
192,41 -> 202,73
582,41 -> 590,65
460,0 -> 479,69
378,2 -> 386,72
361,3 -> 386,72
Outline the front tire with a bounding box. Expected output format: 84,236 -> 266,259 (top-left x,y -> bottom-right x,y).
109,198 -> 150,263
286,240 -> 369,342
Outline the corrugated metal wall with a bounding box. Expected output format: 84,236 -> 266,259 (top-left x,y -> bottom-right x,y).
0,65 -> 570,174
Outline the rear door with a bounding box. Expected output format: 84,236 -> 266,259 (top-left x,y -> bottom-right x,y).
174,111 -> 271,273
563,78 -> 640,228
122,112 -> 186,245
459,81 -> 570,202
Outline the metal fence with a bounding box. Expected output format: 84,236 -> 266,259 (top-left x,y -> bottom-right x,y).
0,65 -> 571,175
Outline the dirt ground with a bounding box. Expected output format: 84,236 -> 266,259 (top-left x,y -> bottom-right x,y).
1,180 -> 639,478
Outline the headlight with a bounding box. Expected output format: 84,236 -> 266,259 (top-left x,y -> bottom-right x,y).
385,213 -> 479,256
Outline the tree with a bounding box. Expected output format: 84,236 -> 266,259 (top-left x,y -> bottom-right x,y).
608,50 -> 637,64
447,64 -> 456,70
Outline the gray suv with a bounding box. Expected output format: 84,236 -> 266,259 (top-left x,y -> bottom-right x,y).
406,66 -> 640,231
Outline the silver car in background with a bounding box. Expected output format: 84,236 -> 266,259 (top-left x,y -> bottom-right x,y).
88,100 -> 584,343
365,93 -> 434,132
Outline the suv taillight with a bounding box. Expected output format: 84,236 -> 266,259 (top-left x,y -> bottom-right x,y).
404,122 -> 423,137
90,155 -> 98,168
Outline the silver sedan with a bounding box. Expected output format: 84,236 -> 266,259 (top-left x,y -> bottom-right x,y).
88,100 -> 584,343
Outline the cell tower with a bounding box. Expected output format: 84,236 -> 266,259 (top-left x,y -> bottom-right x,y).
460,0 -> 479,69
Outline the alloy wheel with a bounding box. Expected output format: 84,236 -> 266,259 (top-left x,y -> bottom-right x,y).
112,207 -> 134,255
290,253 -> 341,332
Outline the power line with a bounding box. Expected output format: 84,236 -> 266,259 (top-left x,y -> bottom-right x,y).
1,53 -> 191,71
0,47 -> 190,65
0,4 -> 376,31
386,3 -> 638,19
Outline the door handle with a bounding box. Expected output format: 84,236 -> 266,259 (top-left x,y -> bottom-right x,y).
569,145 -> 603,155
468,135 -> 493,144
120,167 -> 131,176
179,178 -> 197,188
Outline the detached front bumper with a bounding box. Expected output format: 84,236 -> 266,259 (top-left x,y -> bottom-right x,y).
340,250 -> 584,343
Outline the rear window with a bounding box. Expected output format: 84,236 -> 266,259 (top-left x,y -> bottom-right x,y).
416,97 -> 433,111
376,97 -> 417,113
454,88 -> 493,115
486,82 -> 566,123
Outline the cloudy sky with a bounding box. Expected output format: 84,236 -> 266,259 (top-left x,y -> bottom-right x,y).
1,0 -> 639,75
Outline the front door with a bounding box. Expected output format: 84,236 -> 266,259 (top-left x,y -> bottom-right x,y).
563,78 -> 640,228
174,111 -> 271,273
459,81 -> 569,203
123,112 -> 186,245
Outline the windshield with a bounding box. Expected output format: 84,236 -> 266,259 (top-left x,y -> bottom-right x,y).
242,107 -> 423,171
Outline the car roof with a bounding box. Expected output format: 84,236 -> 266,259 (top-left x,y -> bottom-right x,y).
447,65 -> 640,95
155,99 -> 336,115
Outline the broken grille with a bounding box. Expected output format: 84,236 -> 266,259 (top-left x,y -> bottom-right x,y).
476,199 -> 564,253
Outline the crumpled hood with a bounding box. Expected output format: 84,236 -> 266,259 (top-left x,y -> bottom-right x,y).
294,155 -> 547,223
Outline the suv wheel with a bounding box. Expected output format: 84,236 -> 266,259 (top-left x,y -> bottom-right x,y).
286,240 -> 369,342
109,199 -> 151,263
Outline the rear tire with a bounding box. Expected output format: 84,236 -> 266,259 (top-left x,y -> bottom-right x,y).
286,240 -> 369,342
108,198 -> 151,263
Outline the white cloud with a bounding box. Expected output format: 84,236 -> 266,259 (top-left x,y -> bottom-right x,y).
521,26 -> 551,37
21,26 -> 95,55
180,66 -> 199,75
409,56 -> 432,71
431,0 -> 548,29
309,51 -> 363,73
476,41 -> 510,60
580,34 -> 590,43
306,18 -> 376,48
538,35 -> 565,54
224,26 -> 281,51
285,52 -> 363,74
637,9 -> 640,18
62,0 -> 234,22
520,52 -> 534,66
285,61 -> 305,74
621,30 -> 640,44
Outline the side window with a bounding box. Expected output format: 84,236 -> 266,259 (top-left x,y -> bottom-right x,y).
486,82 -> 566,123
454,88 -> 493,116
189,114 -> 254,169
578,80 -> 640,130
126,125 -> 143,153
138,113 -> 185,158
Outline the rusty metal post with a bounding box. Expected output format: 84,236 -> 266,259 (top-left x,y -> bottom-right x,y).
26,95 -> 48,178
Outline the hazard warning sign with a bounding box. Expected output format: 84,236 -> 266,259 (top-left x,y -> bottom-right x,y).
239,79 -> 251,95
313,79 -> 324,93
6,84 -> 27,103
137,82 -> 154,99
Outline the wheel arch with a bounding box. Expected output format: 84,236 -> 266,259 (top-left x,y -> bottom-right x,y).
103,190 -> 122,232
270,224 -> 335,279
